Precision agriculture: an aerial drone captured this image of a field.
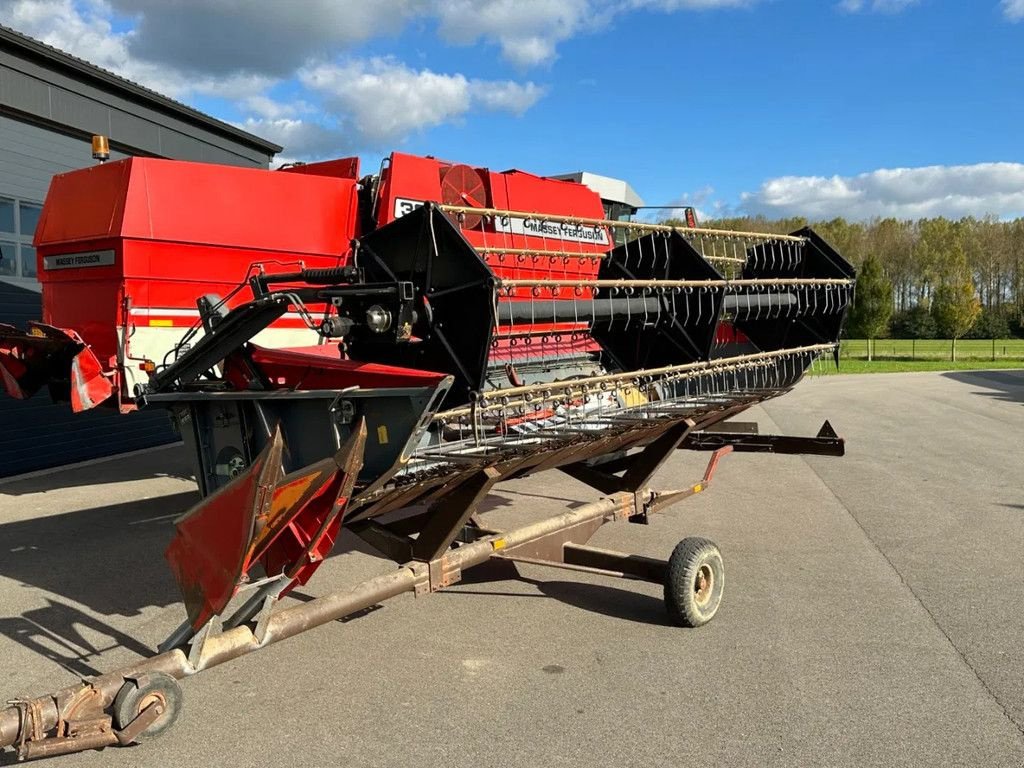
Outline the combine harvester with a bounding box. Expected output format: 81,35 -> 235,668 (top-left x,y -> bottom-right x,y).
0,150 -> 854,760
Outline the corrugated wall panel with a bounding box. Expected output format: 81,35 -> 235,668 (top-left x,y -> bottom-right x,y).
0,113 -> 128,200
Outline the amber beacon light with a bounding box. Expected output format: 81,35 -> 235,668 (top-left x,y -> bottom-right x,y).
91,134 -> 110,162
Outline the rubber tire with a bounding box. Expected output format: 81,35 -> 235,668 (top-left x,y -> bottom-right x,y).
113,672 -> 183,742
664,537 -> 724,627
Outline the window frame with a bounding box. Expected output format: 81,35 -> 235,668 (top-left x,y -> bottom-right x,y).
0,197 -> 15,236
0,197 -> 44,281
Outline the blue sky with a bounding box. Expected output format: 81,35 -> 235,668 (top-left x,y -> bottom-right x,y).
3,0 -> 1022,220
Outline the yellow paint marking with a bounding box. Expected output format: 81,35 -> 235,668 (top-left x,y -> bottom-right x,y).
149,318 -> 173,327
492,538 -> 506,551
692,483 -> 704,493
377,425 -> 389,445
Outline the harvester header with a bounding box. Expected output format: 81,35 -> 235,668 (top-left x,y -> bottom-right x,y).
0,149 -> 854,761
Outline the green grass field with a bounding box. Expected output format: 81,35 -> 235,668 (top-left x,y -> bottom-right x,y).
831,338 -> 1024,374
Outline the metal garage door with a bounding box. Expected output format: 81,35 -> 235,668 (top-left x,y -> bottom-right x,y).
0,114 -> 175,478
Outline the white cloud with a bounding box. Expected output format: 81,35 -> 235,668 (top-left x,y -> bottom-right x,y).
434,0 -> 762,67
239,117 -> 350,159
468,80 -> 547,114
107,0 -> 426,77
300,58 -> 543,147
434,0 -> 592,67
837,0 -> 919,12
740,163 -> 1024,220
1002,0 -> 1024,21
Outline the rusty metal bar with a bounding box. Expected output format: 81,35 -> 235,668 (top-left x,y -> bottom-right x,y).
438,203 -> 808,243
497,277 -> 853,290
411,467 -> 501,561
563,545 -> 668,583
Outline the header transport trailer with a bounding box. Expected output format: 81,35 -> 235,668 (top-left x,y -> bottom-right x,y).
0,150 -> 854,761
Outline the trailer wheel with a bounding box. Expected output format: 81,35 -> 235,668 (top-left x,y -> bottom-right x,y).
665,537 -> 724,627
113,672 -> 183,742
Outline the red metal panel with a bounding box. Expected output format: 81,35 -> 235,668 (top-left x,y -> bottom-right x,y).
40,275 -> 123,367
30,158 -> 364,393
33,160 -> 132,246
375,152 -> 455,226
236,344 -> 450,390
166,425 -> 366,630
280,157 -> 360,180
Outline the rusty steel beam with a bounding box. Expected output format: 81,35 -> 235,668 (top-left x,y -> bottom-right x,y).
411,467 -> 501,562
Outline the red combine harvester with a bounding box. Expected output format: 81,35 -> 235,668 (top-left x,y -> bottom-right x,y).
0,151 -> 855,761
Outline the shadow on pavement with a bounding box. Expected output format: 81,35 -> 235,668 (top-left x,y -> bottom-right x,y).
0,599 -> 153,678
446,560 -> 671,627
0,444 -> 193,496
942,369 -> 1024,405
531,579 -> 671,627
0,492 -> 198,616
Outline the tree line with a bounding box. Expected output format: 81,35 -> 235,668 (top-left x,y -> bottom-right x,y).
676,215 -> 1024,357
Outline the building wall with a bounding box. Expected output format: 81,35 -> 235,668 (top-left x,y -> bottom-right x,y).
0,43 -> 272,167
0,113 -> 176,477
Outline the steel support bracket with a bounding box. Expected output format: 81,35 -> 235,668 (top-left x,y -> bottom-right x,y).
411,467 -> 501,562
410,562 -> 431,596
408,558 -> 461,595
187,619 -> 222,670
560,419 -> 695,498
681,419 -> 844,457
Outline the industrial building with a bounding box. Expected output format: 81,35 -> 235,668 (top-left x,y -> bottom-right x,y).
0,25 -> 280,476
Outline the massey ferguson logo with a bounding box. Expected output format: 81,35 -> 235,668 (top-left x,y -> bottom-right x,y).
43,250 -> 116,271
495,215 -> 609,246
393,196 -> 609,246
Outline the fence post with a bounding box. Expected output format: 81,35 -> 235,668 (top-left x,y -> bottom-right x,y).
992,338 -> 996,362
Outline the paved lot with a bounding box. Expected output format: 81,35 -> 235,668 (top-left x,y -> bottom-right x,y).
0,370 -> 1022,767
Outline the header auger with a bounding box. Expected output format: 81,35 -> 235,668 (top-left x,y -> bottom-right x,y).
0,151 -> 854,761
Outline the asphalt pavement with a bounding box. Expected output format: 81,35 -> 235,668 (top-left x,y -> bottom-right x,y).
0,369 -> 1022,767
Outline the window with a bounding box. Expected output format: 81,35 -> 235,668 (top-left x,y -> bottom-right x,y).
19,203 -> 41,238
0,199 -> 44,279
21,246 -> 37,278
0,200 -> 13,234
0,241 -> 16,276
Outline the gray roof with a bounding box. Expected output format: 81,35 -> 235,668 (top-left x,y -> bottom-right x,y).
549,171 -> 645,210
0,24 -> 282,154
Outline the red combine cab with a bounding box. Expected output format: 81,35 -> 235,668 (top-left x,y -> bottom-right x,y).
0,150 -> 854,761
